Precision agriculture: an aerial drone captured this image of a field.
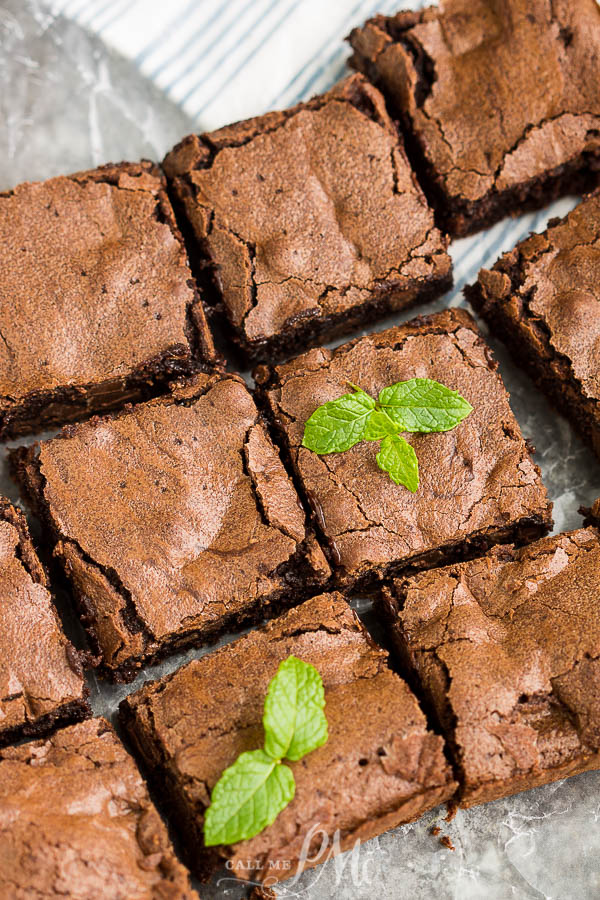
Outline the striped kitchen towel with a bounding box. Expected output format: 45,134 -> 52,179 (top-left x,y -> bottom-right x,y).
44,0 -> 417,130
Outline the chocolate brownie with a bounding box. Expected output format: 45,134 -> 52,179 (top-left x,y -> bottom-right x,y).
0,161 -> 215,438
467,190 -> 600,457
12,372 -> 330,681
383,528 -> 600,806
163,74 -> 452,362
349,0 -> 600,236
256,308 -> 552,591
0,496 -> 89,746
120,592 -> 456,884
582,497 -> 600,527
0,717 -> 197,898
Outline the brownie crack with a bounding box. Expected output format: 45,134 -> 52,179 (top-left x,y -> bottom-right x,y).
241,419 -> 306,544
187,92 -> 392,173
0,326 -> 15,366
490,215 -> 600,402
362,10 -> 600,205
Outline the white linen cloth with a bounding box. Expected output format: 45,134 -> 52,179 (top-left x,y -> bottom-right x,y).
44,0 -> 414,130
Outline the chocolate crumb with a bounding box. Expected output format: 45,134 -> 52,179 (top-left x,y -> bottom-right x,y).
445,798 -> 459,821
249,888 -> 277,900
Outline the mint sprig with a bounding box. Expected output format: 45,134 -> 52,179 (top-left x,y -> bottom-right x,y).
301,388 -> 374,453
202,749 -> 294,847
204,656 -> 327,847
301,378 -> 472,492
376,433 -> 419,491
379,379 -> 473,432
263,654 -> 327,761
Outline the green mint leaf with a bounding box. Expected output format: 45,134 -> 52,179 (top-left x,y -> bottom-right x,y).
376,434 -> 419,491
378,379 -> 473,433
204,749 -> 295,847
363,408 -> 401,441
302,389 -> 375,453
263,656 -> 328,762
205,656 -> 329,846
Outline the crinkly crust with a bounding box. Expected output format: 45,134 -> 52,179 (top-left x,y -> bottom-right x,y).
349,0 -> 600,235
467,190 -> 600,457
164,74 -> 451,360
257,308 -> 551,590
120,592 -> 455,884
0,718 -> 197,898
385,528 -> 600,805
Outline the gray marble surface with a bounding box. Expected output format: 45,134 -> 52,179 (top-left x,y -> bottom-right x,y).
1,2 -> 600,897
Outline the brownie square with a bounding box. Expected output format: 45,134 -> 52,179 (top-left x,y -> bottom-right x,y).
349,0 -> 600,236
383,528 -> 600,806
0,497 -> 89,746
120,592 -> 456,884
256,308 -> 552,591
12,372 -> 330,681
0,161 -> 215,438
163,74 -> 452,362
467,190 -> 600,457
0,717 -> 197,898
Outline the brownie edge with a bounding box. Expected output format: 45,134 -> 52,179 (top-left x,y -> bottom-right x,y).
0,497 -> 90,747
0,160 -> 217,439
348,0 -> 600,236
466,189 -> 600,459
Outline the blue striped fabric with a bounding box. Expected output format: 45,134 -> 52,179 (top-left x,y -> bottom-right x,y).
42,0 -> 577,296
45,0 -> 416,128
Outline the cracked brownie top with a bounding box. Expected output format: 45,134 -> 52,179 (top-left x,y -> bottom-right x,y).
386,527 -> 600,805
466,189 -> 600,458
14,372 -> 330,677
349,0 -> 600,232
258,308 -> 552,589
120,592 -> 455,882
472,189 -> 600,399
163,74 -> 450,358
0,717 -> 197,899
0,162 -> 214,416
0,498 -> 87,741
